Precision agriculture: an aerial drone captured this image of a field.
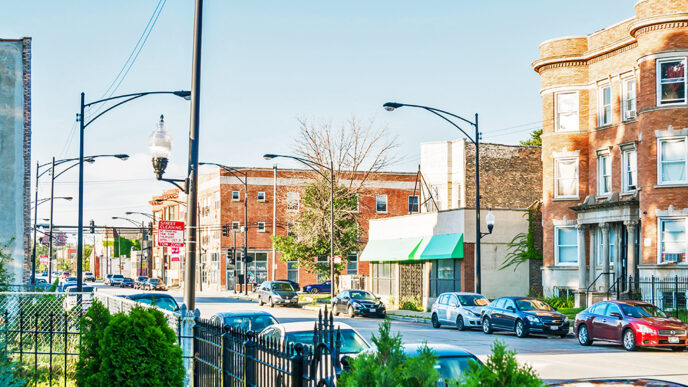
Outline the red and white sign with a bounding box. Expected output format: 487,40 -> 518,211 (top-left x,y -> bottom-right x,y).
171,247 -> 180,254
39,255 -> 49,264
171,256 -> 180,262
157,220 -> 185,247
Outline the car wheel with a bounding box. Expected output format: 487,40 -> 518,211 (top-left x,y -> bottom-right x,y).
456,315 -> 465,331
348,306 -> 355,318
623,329 -> 637,351
515,320 -> 529,338
310,288 -> 318,294
258,296 -> 264,306
671,346 -> 686,352
431,313 -> 441,329
482,317 -> 493,334
269,297 -> 275,308
332,305 -> 340,316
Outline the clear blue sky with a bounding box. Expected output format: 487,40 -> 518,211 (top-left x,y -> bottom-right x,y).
4,0 -> 635,228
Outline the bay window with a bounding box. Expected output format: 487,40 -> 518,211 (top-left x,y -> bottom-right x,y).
555,157 -> 579,198
658,137 -> 687,185
555,226 -> 578,265
555,92 -> 579,132
657,58 -> 686,105
659,218 -> 687,264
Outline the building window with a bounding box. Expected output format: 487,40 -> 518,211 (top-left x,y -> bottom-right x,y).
232,221 -> 240,230
347,253 -> 358,275
598,85 -> 612,126
287,260 -> 299,283
286,222 -> 296,237
555,226 -> 578,265
622,149 -> 637,192
257,222 -> 266,232
555,92 -> 579,132
658,137 -> 687,185
257,191 -> 265,202
659,218 -> 687,264
596,227 -> 616,265
286,192 -> 299,211
622,78 -> 636,120
408,195 -> 419,213
554,158 -> 578,199
245,252 -> 268,284
597,153 -> 611,195
232,191 -> 240,201
377,263 -> 391,279
657,58 -> 686,105
437,260 -> 454,279
376,194 -> 388,213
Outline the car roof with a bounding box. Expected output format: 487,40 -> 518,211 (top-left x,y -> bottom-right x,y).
439,292 -> 484,297
213,311 -> 275,318
402,343 -> 476,357
608,300 -> 653,306
271,321 -> 354,332
127,293 -> 175,300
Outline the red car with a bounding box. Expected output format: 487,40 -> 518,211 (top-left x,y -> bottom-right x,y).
574,300 -> 687,351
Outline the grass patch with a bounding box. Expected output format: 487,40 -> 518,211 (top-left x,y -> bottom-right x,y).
298,294 -> 331,304
558,307 -> 584,319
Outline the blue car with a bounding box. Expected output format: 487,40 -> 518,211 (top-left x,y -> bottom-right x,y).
480,296 -> 570,338
303,280 -> 331,294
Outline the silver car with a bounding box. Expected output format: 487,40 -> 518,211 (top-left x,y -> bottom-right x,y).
431,292 -> 489,330
257,281 -> 299,307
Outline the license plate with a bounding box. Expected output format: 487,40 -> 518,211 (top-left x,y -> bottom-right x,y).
549,326 -> 559,330
369,308 -> 376,313
669,336 -> 680,344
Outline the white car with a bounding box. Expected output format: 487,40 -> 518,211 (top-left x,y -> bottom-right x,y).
258,322 -> 371,356
62,285 -> 94,311
431,292 -> 490,331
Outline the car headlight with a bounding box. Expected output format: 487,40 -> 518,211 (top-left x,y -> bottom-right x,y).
352,302 -> 363,309
526,315 -> 541,324
636,324 -> 655,335
273,294 -> 282,299
564,316 -> 570,324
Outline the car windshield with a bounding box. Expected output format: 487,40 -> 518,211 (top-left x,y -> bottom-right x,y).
152,297 -> 178,312
349,291 -> 376,301
434,356 -> 480,381
122,278 -> 133,283
149,279 -> 160,284
224,315 -> 278,332
138,277 -> 147,281
619,304 -> 668,318
272,283 -> 294,291
65,277 -> 76,282
458,295 -> 489,307
286,329 -> 369,354
515,299 -> 553,311
113,275 -> 123,279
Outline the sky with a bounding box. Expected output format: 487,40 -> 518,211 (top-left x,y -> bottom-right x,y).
3,0 -> 637,231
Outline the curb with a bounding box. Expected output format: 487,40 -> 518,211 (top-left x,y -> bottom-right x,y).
386,314 -> 431,324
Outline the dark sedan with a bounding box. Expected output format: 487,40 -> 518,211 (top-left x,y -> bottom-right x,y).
332,290 -> 386,318
303,280 -> 331,294
574,300 -> 687,351
209,311 -> 278,333
481,296 -> 569,338
119,277 -> 134,288
144,278 -> 167,291
134,276 -> 148,289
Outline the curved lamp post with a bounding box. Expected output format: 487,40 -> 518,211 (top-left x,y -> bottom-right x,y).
263,153 -> 336,299
383,102 -> 495,294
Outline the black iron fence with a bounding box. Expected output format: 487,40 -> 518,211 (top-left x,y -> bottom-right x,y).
194,307 -> 344,387
631,275 -> 688,319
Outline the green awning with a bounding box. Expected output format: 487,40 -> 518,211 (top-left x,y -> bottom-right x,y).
419,233 -> 464,260
359,237 -> 423,262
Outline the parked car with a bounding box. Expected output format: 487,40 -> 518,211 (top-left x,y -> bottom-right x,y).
110,274 -> 124,286
34,278 -> 51,291
60,272 -> 70,279
63,286 -> 94,310
481,296 -> 569,338
58,276 -> 78,291
548,378 -> 688,386
119,277 -> 134,288
209,311 -> 279,333
257,281 -> 299,307
144,278 -> 167,291
40,271 -> 48,277
134,276 -> 148,289
277,279 -> 301,292
574,300 -> 688,351
122,293 -> 179,312
303,280 -> 331,294
332,289 -> 386,318
83,272 -> 95,282
258,322 -> 370,356
104,274 -> 114,285
431,292 -> 489,331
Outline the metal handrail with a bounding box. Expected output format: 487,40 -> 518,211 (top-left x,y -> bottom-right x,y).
586,271 -> 615,293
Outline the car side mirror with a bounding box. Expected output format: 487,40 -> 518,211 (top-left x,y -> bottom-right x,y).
553,307 -> 558,311
506,306 -> 515,312
610,312 -> 622,320
343,296 -> 350,301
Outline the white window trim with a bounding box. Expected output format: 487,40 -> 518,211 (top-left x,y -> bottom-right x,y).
597,151 -> 612,196
621,77 -> 637,121
231,221 -> 240,230
554,91 -> 579,132
554,226 -> 578,266
598,83 -> 612,127
376,194 -> 388,213
622,148 -> 638,193
657,57 -> 687,106
657,136 -> 688,185
257,191 -> 265,202
232,190 -> 240,201
554,157 -> 579,199
257,222 -> 266,232
657,217 -> 688,265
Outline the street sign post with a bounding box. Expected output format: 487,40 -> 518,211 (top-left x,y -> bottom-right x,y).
39,255 -> 49,264
157,220 -> 185,247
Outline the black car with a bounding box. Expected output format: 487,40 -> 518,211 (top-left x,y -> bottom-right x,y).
209,311 -> 279,333
119,277 -> 134,288
277,279 -> 300,292
332,290 -> 386,318
481,296 -> 569,338
122,293 -> 179,312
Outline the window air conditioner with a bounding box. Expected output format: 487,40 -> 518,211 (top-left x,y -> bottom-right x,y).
624,110 -> 636,120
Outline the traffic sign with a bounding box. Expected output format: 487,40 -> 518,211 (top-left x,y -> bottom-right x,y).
157,220 -> 185,247
39,255 -> 49,264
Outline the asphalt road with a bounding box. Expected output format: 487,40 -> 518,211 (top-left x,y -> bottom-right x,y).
94,284 -> 688,384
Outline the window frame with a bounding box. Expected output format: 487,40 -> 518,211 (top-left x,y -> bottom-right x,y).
232,190 -> 240,201
622,148 -> 637,192
554,157 -> 579,199
231,221 -> 240,230
375,194 -> 388,213
257,191 -> 266,202
555,91 -> 579,132
621,77 -> 637,121
257,222 -> 266,233
596,227 -> 616,266
657,57 -> 687,106
554,226 -> 578,266
377,263 -> 391,279
657,136 -> 688,185
598,84 -> 612,127
346,253 -> 358,275
408,195 -> 419,213
597,152 -> 612,196
657,217 -> 687,264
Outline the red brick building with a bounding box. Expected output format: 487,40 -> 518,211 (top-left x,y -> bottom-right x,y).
532,0 -> 688,303
151,167 -> 417,290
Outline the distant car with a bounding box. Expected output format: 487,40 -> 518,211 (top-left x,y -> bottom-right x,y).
83,272 -> 95,282
134,276 -> 148,289
104,274 -> 114,285
257,281 -> 299,307
122,293 -> 179,312
303,280 -> 331,294
332,290 -> 386,318
277,279 -> 300,292
574,300 -> 688,352
40,271 -> 48,277
63,286 -> 94,310
34,278 -> 51,291
144,278 -> 166,291
431,292 -> 489,331
110,274 -> 124,286
258,322 -> 370,356
481,296 -> 569,338
60,272 -> 70,279
209,311 -> 279,333
548,378 -> 688,386
119,277 -> 134,288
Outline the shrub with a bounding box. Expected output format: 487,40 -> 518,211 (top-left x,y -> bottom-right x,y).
0,337 -> 25,387
399,295 -> 423,312
76,300 -> 111,386
460,340 -> 543,387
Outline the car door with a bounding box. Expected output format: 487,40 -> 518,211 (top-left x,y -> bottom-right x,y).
435,294 -> 448,322
602,303 -> 624,342
447,295 -> 460,324
336,291 -> 348,314
590,303 -> 610,341
502,299 -> 518,330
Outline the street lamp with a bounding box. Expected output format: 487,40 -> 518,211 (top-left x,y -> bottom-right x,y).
263,153 -> 336,299
126,211 -> 154,220
383,102 -> 495,294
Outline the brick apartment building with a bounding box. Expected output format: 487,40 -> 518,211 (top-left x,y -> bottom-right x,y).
532,0 -> 688,303
151,167 -> 417,291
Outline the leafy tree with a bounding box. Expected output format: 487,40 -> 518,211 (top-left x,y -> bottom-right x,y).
103,237 -> 136,258
460,340 -> 543,387
520,128 -> 542,146
0,336 -> 24,387
76,300 -> 111,386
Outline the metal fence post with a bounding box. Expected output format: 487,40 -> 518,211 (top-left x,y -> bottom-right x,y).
291,343 -> 304,387
221,332 -> 230,387
651,275 -> 656,306
674,275 -> 679,318
244,331 -> 257,386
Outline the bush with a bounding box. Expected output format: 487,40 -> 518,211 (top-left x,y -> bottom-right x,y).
399,296 -> 424,312
0,337 -> 25,387
460,340 -> 543,387
76,300 -> 111,386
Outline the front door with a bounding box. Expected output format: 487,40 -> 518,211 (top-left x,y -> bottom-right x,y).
602,303 -> 624,342
447,295 -> 460,323
502,299 -> 518,330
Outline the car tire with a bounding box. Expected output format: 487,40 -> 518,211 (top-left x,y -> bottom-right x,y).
332,305 -> 340,316
671,346 -> 686,352
431,313 -> 441,329
258,297 -> 264,306
456,315 -> 465,331
310,288 -> 319,294
515,320 -> 529,338
623,328 -> 637,351
482,317 -> 493,334
269,297 -> 275,308
348,306 -> 355,318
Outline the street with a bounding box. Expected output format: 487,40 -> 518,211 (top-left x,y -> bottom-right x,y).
95,284 -> 688,384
